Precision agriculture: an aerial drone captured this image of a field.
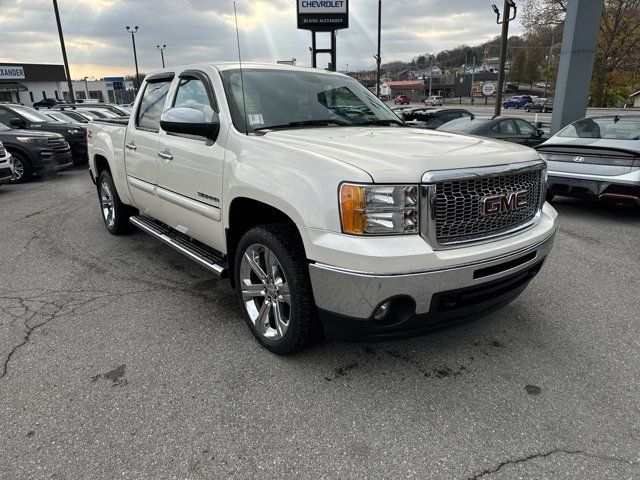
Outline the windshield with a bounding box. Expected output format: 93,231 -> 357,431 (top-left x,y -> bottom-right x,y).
219,68 -> 401,133
438,117 -> 491,133
46,112 -> 76,123
12,106 -> 52,123
557,117 -> 640,140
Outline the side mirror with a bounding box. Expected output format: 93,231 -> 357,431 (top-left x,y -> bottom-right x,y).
536,129 -> 544,138
160,107 -> 220,141
10,118 -> 26,129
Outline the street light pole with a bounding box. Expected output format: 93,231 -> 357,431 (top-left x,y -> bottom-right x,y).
52,0 -> 74,101
492,0 -> 517,116
375,0 -> 382,97
126,26 -> 141,92
157,44 -> 166,68
83,76 -> 89,101
544,28 -> 555,98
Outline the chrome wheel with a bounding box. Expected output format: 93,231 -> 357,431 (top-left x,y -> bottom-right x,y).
11,157 -> 24,182
240,244 -> 291,341
100,179 -> 115,229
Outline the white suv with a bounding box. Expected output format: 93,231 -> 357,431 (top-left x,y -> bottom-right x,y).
425,95 -> 444,106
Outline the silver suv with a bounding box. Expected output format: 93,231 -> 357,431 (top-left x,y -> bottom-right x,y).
537,115 -> 640,206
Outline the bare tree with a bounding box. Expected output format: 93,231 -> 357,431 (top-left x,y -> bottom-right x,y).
521,0 -> 567,30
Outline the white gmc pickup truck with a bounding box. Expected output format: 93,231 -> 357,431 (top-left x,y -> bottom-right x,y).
87,63 -> 557,354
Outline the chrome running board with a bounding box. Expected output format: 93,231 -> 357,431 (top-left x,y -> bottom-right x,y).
130,215 -> 228,278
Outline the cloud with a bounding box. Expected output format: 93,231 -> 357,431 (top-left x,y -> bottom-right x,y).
0,0 -> 522,78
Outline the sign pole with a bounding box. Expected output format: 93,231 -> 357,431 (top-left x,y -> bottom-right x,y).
52,0 -> 75,101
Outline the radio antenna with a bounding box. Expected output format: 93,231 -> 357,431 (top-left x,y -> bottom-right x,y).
234,2 -> 249,135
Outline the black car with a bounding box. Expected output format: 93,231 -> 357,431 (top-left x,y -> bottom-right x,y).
403,108 -> 473,130
525,99 -> 554,113
0,104 -> 87,165
32,98 -> 64,109
54,103 -> 130,117
0,122 -> 73,183
436,115 -> 546,147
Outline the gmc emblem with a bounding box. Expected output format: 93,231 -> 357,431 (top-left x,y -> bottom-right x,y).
483,191 -> 529,215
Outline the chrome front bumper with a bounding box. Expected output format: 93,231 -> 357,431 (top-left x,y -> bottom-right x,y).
309,233 -> 555,320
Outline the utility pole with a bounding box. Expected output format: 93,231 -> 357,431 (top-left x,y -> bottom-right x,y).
52,0 -> 74,101
126,26 -> 141,92
157,44 -> 166,68
83,76 -> 89,100
492,0 -> 517,116
428,57 -> 433,96
375,0 -> 382,97
544,29 -> 555,98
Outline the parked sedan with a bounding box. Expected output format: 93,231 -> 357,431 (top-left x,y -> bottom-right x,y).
0,122 -> 72,183
394,95 -> 412,105
525,98 -> 553,113
437,115 -> 546,147
404,108 -> 472,130
0,104 -> 87,165
32,98 -> 64,109
537,115 -> 640,205
503,95 -> 534,109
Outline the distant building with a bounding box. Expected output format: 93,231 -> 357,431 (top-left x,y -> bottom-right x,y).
0,62 -> 134,105
630,90 -> 640,108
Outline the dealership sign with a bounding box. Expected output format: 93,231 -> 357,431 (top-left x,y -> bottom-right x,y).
297,0 -> 349,31
0,66 -> 25,80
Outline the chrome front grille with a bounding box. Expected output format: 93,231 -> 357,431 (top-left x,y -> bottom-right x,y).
421,161 -> 546,248
47,138 -> 68,149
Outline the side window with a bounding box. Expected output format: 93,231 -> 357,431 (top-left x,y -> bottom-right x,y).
0,108 -> 18,125
492,120 -> 517,134
136,80 -> 171,131
173,76 -> 215,122
515,119 -> 536,136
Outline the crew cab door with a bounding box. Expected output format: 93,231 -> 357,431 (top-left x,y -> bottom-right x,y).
156,70 -> 226,250
124,74 -> 173,220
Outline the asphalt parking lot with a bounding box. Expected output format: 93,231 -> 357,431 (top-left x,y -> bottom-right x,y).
1,168 -> 639,479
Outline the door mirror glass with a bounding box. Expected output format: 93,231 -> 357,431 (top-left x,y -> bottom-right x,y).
536,129 -> 544,137
160,107 -> 220,141
10,118 -> 26,128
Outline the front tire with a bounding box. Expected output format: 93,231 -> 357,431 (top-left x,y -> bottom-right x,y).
97,170 -> 134,235
9,152 -> 32,184
235,224 -> 320,354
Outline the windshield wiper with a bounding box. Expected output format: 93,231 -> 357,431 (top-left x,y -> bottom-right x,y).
354,119 -> 405,127
253,119 -> 350,132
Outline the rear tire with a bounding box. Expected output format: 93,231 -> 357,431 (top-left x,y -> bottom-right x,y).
234,223 -> 321,355
97,170 -> 134,235
8,152 -> 32,184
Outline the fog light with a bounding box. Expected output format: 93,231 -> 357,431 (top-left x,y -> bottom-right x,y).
373,302 -> 391,321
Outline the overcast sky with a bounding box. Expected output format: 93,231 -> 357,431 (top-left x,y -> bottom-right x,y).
0,0 -> 523,79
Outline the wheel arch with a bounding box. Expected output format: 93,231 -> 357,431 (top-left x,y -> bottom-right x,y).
225,196 -> 304,289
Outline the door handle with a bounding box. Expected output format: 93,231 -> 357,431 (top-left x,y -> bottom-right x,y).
125,142 -> 137,151
158,150 -> 174,161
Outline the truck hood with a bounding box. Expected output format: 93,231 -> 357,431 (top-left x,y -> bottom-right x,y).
263,127 -> 539,182
0,129 -> 62,139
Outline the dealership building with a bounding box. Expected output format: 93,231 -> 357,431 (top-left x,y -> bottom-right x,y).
0,63 -> 134,105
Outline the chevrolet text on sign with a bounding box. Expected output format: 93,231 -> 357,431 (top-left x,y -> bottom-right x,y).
299,1 -> 347,13
0,66 -> 25,80
297,0 -> 349,31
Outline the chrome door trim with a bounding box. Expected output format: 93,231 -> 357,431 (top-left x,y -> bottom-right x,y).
126,174 -> 156,195
157,186 -> 221,221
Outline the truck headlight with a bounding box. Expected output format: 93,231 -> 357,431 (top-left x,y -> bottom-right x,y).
340,183 -> 419,235
67,129 -> 83,135
16,137 -> 48,145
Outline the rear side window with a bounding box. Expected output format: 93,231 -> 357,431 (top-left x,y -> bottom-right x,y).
136,80 -> 171,131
